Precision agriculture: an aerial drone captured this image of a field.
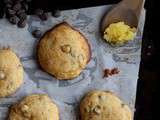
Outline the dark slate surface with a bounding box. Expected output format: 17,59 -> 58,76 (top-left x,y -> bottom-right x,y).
134,0 -> 159,120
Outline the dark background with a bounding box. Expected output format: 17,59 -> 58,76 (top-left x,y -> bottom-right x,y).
28,0 -> 120,12
134,0 -> 159,120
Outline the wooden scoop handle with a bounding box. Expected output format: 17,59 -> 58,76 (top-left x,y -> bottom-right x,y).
123,0 -> 144,17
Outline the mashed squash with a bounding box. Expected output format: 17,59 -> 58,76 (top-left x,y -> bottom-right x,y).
103,22 -> 136,45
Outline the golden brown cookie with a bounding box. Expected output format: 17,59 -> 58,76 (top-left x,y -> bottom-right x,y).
80,90 -> 132,120
38,22 -> 91,80
0,49 -> 23,97
9,94 -> 59,120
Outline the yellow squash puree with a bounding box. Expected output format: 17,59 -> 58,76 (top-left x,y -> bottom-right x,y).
103,22 -> 136,45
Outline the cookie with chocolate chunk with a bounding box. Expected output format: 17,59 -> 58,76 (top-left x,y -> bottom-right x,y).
80,90 -> 132,120
0,49 -> 23,97
37,22 -> 91,80
9,94 -> 59,120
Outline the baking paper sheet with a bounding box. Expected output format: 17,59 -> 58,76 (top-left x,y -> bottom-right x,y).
0,5 -> 145,120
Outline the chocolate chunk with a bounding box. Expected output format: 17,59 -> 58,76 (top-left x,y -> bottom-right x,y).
103,68 -> 119,78
32,30 -> 42,38
6,3 -> 12,8
13,3 -> 21,11
18,12 -> 27,20
17,19 -> 26,28
103,69 -> 111,78
39,13 -> 48,21
111,68 -> 119,74
22,3 -> 28,11
16,9 -> 25,16
52,10 -> 61,17
9,16 -> 19,24
7,9 -> 16,15
34,9 -> 43,16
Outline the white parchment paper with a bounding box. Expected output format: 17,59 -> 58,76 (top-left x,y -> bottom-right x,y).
0,5 -> 145,120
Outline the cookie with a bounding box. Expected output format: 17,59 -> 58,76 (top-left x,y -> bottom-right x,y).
38,22 -> 91,80
80,90 -> 132,120
0,49 -> 23,97
9,94 -> 59,120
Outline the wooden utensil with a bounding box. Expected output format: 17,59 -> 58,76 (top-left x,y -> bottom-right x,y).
101,0 -> 144,32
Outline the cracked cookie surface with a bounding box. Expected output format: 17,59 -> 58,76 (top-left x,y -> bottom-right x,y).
38,22 -> 91,80
9,94 -> 59,120
80,90 -> 132,120
0,49 -> 23,97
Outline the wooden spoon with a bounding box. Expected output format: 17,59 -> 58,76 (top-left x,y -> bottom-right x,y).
101,0 -> 144,32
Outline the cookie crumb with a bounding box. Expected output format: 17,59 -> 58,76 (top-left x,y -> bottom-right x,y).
103,69 -> 111,78
103,68 -> 119,78
111,68 -> 119,74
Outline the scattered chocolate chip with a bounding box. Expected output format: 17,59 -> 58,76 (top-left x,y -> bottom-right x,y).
32,30 -> 42,38
52,10 -> 61,17
111,68 -> 119,74
103,69 -> 111,78
34,9 -> 43,16
18,12 -> 27,20
9,16 -> 19,24
16,9 -> 25,16
7,9 -> 16,15
2,0 -> 29,25
12,3 -> 21,11
39,13 -> 48,21
17,19 -> 26,28
22,2 -> 28,10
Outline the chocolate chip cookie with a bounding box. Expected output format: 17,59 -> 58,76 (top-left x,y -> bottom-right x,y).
0,49 -> 23,97
9,94 -> 59,120
38,22 -> 91,80
80,90 -> 132,120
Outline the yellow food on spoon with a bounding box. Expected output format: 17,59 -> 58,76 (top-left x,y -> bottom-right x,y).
103,22 -> 137,45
